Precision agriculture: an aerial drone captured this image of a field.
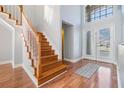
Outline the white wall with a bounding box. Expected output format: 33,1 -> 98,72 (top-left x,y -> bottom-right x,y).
61,5 -> 82,61
23,5 -> 62,59
42,6 -> 62,59
117,5 -> 124,88
13,29 -> 23,67
82,6 -> 122,64
121,6 -> 124,41
0,19 -> 13,62
61,5 -> 81,25
23,5 -> 45,32
0,16 -> 22,67
118,44 -> 124,87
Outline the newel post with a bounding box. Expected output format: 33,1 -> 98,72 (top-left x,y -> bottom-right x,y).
36,34 -> 42,79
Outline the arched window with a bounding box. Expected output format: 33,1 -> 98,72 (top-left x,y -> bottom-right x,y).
86,5 -> 113,22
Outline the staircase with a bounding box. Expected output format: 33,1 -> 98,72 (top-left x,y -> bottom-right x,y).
0,5 -> 67,86
36,32 -> 67,85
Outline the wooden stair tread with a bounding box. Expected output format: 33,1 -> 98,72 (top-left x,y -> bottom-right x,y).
40,43 -> 49,46
40,40 -> 48,42
41,45 -> 52,48
41,55 -> 57,58
37,32 -> 43,35
41,49 -> 54,52
41,41 -> 47,42
41,49 -> 52,51
41,47 -> 52,50
40,64 -> 66,79
41,60 -> 62,67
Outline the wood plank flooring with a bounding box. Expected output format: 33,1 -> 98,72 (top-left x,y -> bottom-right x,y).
0,63 -> 36,88
42,59 -> 117,88
0,59 -> 118,88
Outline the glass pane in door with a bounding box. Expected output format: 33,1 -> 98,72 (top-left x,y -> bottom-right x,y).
98,28 -> 111,58
86,31 -> 91,55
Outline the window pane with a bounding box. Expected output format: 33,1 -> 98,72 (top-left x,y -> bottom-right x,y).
101,15 -> 106,19
91,18 -> 94,22
101,10 -> 106,16
91,10 -> 94,14
91,14 -> 95,19
95,17 -> 100,21
95,12 -> 100,17
107,8 -> 112,14
107,13 -> 112,17
86,31 -> 91,55
95,9 -> 100,13
99,28 -> 111,57
86,5 -> 113,22
107,6 -> 112,9
101,6 -> 106,11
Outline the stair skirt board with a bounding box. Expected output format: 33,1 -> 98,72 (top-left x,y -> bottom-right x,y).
22,64 -> 38,87
38,71 -> 67,87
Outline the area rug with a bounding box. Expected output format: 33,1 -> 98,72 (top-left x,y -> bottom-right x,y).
75,63 -> 100,79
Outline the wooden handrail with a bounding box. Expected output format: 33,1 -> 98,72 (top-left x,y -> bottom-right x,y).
18,5 -> 23,25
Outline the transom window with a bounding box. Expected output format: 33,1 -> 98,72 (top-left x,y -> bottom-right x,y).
86,5 -> 113,22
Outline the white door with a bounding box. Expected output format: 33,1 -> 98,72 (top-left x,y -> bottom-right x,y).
83,25 -> 114,63
95,26 -> 114,62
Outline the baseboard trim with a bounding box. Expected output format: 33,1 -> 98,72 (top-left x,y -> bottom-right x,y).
38,71 -> 67,87
116,64 -> 121,88
13,64 -> 22,68
82,57 -> 117,65
64,57 -> 82,63
22,64 -> 38,87
0,60 -> 12,65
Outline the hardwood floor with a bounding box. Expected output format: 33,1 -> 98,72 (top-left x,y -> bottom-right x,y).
0,59 -> 118,88
41,59 -> 118,88
0,63 -> 36,88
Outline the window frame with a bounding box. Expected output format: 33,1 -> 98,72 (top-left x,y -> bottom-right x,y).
86,5 -> 113,22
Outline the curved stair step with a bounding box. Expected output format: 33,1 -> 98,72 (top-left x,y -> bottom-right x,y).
38,64 -> 67,85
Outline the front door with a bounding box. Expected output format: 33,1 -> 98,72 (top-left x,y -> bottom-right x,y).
95,26 -> 114,62
83,25 -> 114,63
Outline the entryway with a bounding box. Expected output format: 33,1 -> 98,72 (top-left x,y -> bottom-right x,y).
83,24 -> 115,63
61,21 -> 73,60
